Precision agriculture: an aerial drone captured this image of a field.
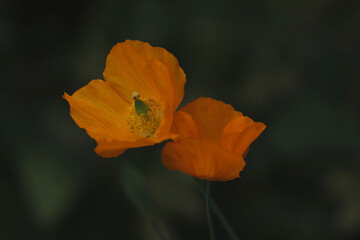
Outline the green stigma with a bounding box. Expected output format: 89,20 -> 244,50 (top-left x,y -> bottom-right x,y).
135,99 -> 149,116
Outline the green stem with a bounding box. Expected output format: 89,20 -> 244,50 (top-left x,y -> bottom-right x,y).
193,178 -> 239,240
151,220 -> 167,240
206,181 -> 216,240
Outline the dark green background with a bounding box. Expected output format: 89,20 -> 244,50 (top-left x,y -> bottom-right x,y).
1,0 -> 360,239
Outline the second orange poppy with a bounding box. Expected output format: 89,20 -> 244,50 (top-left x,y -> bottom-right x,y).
162,97 -> 266,181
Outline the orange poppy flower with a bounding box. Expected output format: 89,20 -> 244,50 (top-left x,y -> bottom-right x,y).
162,97 -> 266,181
63,40 -> 186,157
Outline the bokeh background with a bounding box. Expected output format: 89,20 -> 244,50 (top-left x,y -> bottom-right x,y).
1,0 -> 360,239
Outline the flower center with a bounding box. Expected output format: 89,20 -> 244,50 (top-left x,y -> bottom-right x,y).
127,92 -> 162,137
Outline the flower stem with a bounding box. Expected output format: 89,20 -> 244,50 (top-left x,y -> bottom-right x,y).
206,181 -> 216,240
193,178 -> 239,240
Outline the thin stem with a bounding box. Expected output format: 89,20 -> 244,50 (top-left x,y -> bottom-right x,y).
206,181 -> 216,240
193,178 -> 239,240
151,220 -> 167,240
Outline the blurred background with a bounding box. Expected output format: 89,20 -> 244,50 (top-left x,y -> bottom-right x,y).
1,0 -> 360,239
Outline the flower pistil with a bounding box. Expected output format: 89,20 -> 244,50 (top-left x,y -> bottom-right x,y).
127,92 -> 162,137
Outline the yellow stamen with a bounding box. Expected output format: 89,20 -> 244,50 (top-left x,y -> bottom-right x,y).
127,98 -> 162,137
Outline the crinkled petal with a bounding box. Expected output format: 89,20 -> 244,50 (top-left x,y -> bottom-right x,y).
127,40 -> 186,109
64,80 -> 133,141
220,117 -> 266,156
95,136 -> 171,158
141,59 -> 175,137
63,79 -> 163,158
162,138 -> 245,181
179,97 -> 242,139
170,111 -> 199,138
103,40 -> 186,112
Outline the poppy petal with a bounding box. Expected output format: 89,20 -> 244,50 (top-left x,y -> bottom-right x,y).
180,97 -> 242,139
128,40 -> 186,109
95,145 -> 127,158
63,79 -> 134,141
220,117 -> 266,156
103,40 -> 186,111
95,137 -> 169,158
171,111 -> 199,138
162,138 -> 245,181
94,129 -> 178,157
63,79 -> 165,157
141,59 -> 175,136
